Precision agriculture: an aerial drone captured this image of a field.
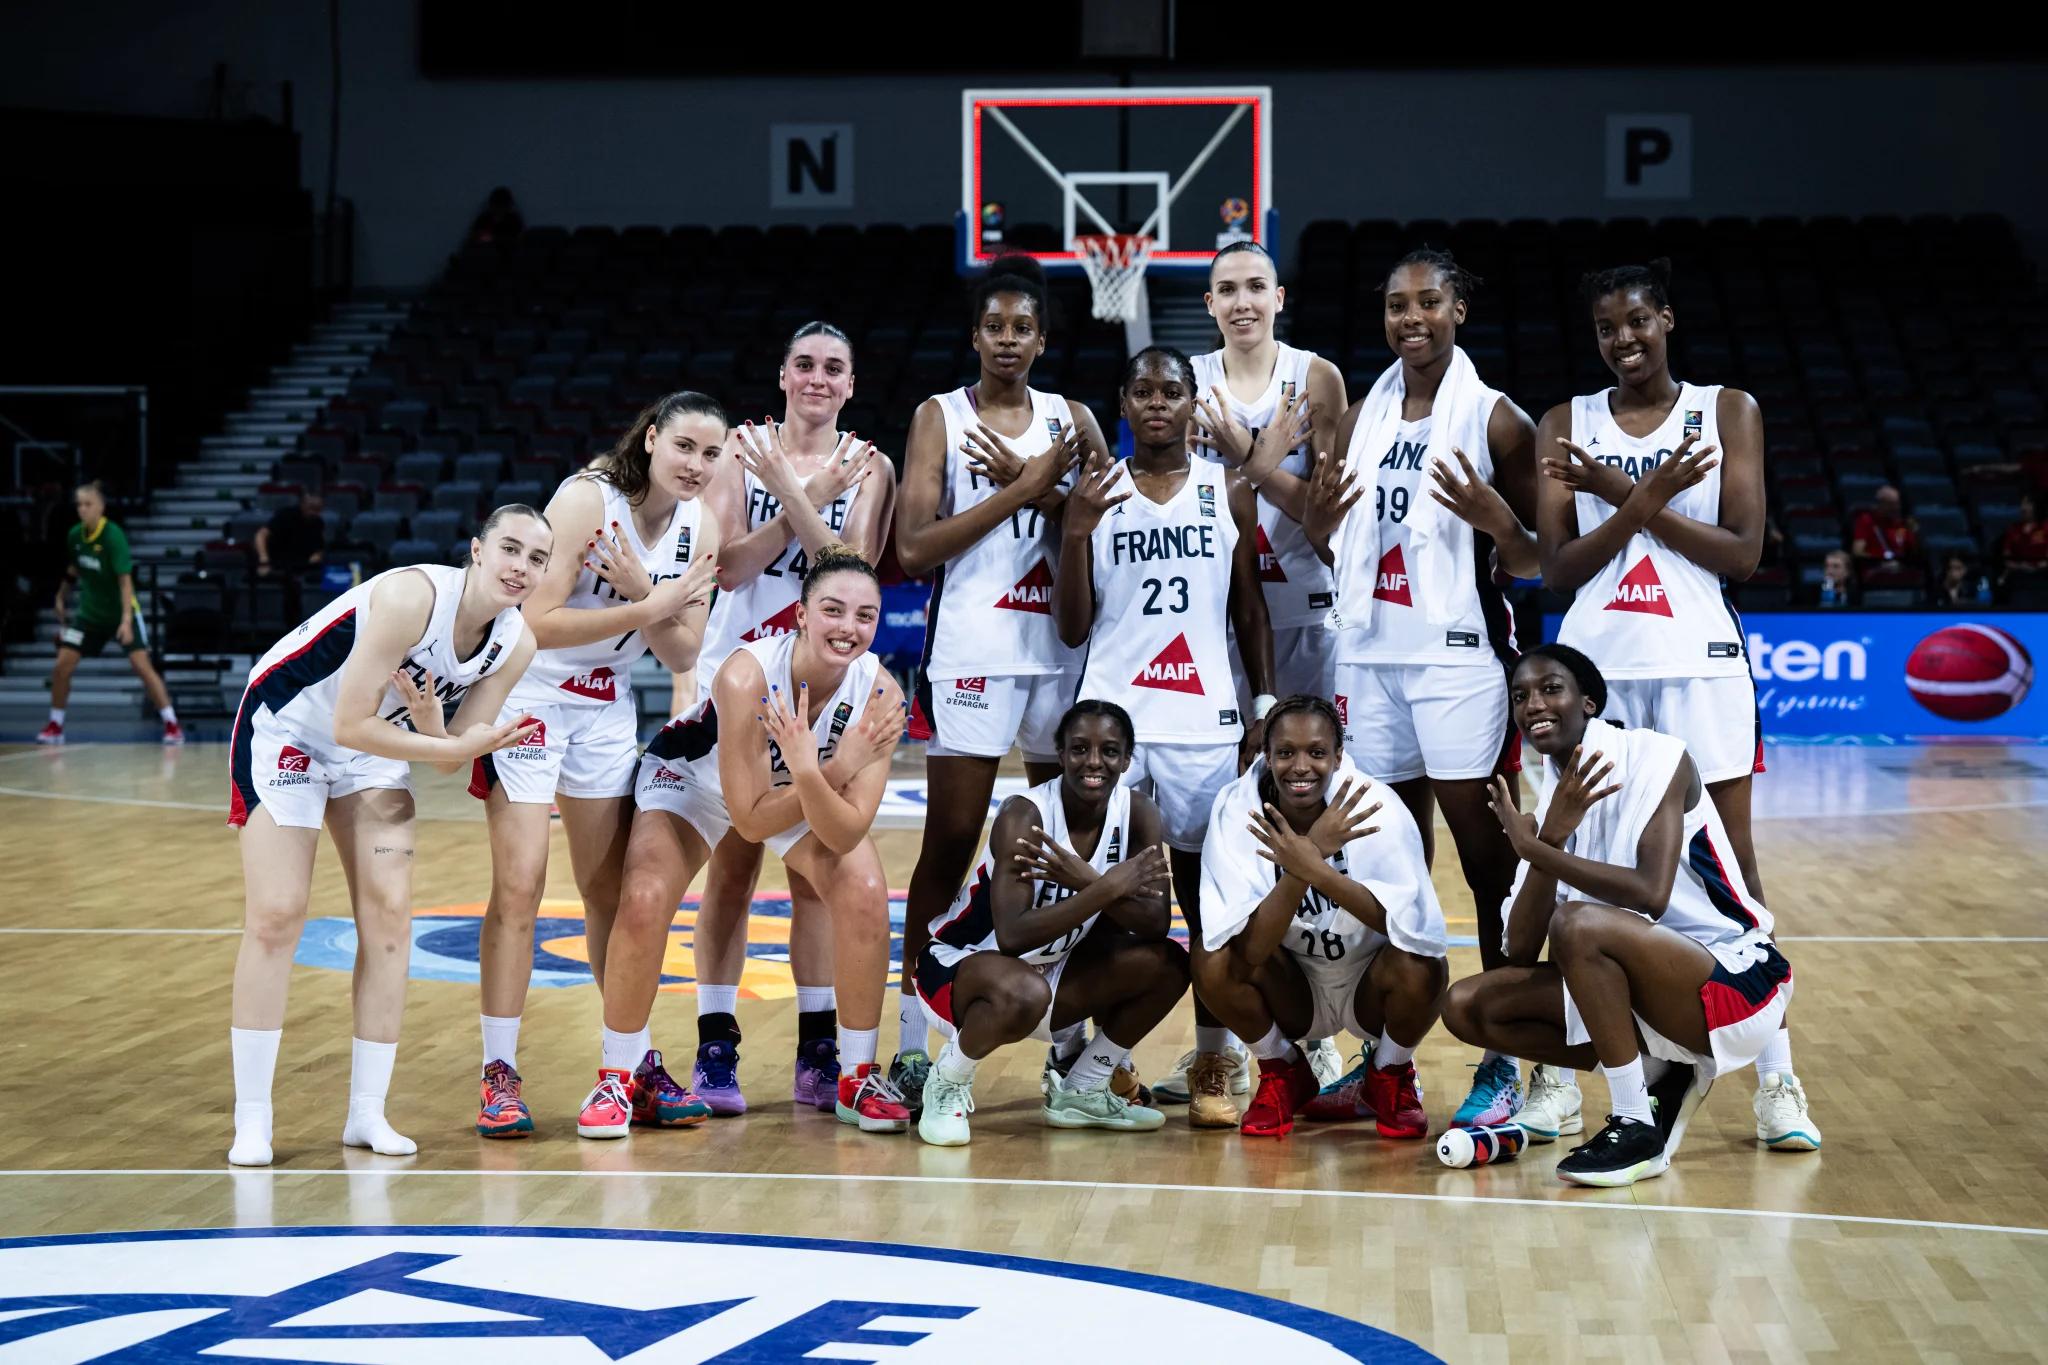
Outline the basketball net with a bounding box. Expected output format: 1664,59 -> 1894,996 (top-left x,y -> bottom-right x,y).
1075,234 -> 1154,323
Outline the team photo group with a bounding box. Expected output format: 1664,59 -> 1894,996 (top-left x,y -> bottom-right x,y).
222,239 -> 1818,1193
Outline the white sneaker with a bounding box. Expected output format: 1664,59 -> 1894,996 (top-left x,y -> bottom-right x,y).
1303,1038 -> 1346,1090
1754,1072 -> 1822,1151
918,1070 -> 974,1147
1516,1064 -> 1583,1143
1152,1045 -> 1253,1104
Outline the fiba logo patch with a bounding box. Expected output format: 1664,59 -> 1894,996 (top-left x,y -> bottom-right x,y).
0,1227 -> 1428,1362
274,745 -> 312,785
1905,623 -> 2034,721
676,523 -> 693,562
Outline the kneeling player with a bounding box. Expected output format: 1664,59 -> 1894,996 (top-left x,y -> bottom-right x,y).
1193,697 -> 1449,1138
913,700 -> 1186,1146
1441,644 -> 1794,1187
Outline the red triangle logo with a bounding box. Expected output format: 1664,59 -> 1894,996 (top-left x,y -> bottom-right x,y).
1605,556 -> 1673,616
1132,633 -> 1204,694
995,559 -> 1055,614
1255,526 -> 1288,583
560,666 -> 618,700
741,599 -> 802,642
1373,544 -> 1412,606
516,720 -> 548,747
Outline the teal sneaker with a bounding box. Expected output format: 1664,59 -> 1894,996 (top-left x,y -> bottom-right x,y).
1452,1054 -> 1524,1129
1041,1076 -> 1165,1131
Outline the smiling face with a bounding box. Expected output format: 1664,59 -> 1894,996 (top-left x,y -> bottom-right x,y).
971,291 -> 1045,382
1510,655 -> 1596,758
1205,249 -> 1283,346
644,411 -> 725,503
795,569 -> 880,664
1264,710 -> 1343,822
781,334 -> 854,428
1056,711 -> 1133,804
1383,261 -> 1465,368
1591,285 -> 1673,385
471,512 -> 553,607
1120,353 -> 1194,449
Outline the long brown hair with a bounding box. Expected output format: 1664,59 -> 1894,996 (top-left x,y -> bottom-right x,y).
593,390 -> 727,503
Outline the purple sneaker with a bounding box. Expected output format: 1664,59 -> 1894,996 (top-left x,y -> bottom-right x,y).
691,1041 -> 746,1117
792,1038 -> 841,1111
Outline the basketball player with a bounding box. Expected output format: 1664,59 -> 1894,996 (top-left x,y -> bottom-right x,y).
225,504 -> 553,1166
1440,644 -> 1796,1186
1055,345 -> 1276,1128
467,393 -> 725,1138
895,254 -> 1106,1110
688,324 -> 894,1117
39,480 -> 182,745
1194,696 -> 1447,1138
586,545 -> 911,1138
1534,261 -> 1817,1150
1299,248 -> 1540,1133
914,700 -> 1185,1145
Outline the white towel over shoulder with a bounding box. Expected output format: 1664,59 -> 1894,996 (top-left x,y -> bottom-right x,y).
1200,755 -> 1447,959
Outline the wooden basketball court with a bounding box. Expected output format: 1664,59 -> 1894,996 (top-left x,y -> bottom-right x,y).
3,739 -> 2046,1360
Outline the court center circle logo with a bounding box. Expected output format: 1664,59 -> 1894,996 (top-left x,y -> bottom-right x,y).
0,1226 -> 1433,1362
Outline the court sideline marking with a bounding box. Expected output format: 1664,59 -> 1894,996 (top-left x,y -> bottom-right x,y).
1,1166 -> 2042,1240
2,926 -> 2043,944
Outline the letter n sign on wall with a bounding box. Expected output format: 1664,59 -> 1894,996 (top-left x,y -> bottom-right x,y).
770,124 -> 854,208
1605,114 -> 1691,199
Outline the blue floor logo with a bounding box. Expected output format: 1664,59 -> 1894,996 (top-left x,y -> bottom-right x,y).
0,1227 -> 1434,1362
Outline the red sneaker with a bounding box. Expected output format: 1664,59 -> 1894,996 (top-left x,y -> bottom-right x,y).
1240,1054 -> 1318,1137
576,1068 -> 633,1139
162,720 -> 185,746
1365,1059 -> 1429,1139
35,720 -> 63,746
835,1062 -> 910,1133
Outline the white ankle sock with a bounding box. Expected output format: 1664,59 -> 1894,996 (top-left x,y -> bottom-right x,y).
839,1025 -> 879,1070
936,1040 -> 979,1084
341,1038 -> 416,1156
160,706 -> 178,723
480,1014 -> 520,1070
898,993 -> 929,1057
1064,1032 -> 1132,1092
1194,1026 -> 1238,1056
1481,1048 -> 1516,1068
1753,1026 -> 1793,1080
696,984 -> 739,1016
1374,1028 -> 1416,1069
600,1026 -> 646,1073
48,708 -> 65,725
1248,1023 -> 1293,1061
1602,1056 -> 1652,1125
794,985 -> 835,1013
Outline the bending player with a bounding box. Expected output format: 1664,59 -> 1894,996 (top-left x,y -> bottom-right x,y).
691,322 -> 893,1116
913,700 -> 1184,1146
1055,344 -> 1276,1128
896,254 -> 1104,1111
1194,697 -> 1447,1138
1440,644 -> 1795,1186
226,504 -> 552,1165
1535,259 -> 1815,1149
468,392 -> 724,1138
587,544 -> 910,1139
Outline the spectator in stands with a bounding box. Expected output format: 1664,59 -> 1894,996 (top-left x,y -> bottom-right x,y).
468,187 -> 524,246
1998,494 -> 2048,585
1932,553 -> 1985,607
1818,548 -> 1857,608
255,491 -> 327,580
1850,484 -> 1918,570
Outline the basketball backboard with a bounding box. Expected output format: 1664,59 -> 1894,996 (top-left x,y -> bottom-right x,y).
958,87 -> 1274,275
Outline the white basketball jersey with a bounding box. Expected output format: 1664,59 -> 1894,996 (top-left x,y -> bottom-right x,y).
1075,454 -> 1242,744
244,562 -> 526,747
1283,840 -> 1390,974
1190,344 -> 1334,627
1557,385 -> 1749,680
929,778 -> 1134,968
697,462 -> 861,691
921,386 -> 1075,679
512,474 -> 705,707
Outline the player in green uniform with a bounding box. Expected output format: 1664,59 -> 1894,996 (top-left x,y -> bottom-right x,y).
38,481 -> 183,745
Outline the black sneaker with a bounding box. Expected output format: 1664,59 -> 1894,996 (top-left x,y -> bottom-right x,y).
888,1050 -> 932,1120
1556,1114 -> 1669,1187
1648,1061 -> 1712,1161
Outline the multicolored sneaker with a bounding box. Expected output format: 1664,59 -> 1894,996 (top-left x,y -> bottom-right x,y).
1453,1054 -> 1524,1129
792,1038 -> 841,1111
692,1041 -> 746,1117
475,1059 -> 533,1139
631,1050 -> 711,1127
1042,1074 -> 1165,1131
1363,1059 -> 1429,1139
1303,1053 -> 1377,1124
576,1068 -> 633,1139
162,720 -> 185,746
35,720 -> 62,746
1240,1054 -> 1318,1137
888,1049 -> 932,1121
836,1063 -> 910,1133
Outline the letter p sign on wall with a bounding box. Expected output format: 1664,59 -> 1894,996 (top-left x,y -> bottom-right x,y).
1605,114 -> 1691,200
771,123 -> 855,208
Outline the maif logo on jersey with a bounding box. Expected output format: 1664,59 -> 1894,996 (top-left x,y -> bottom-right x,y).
1373,545 -> 1413,606
1606,557 -> 1673,616
1255,525 -> 1287,582
996,560 -> 1055,613
561,666 -> 619,700
0,1227 -> 1428,1363
1134,634 -> 1204,694
742,600 -> 801,642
